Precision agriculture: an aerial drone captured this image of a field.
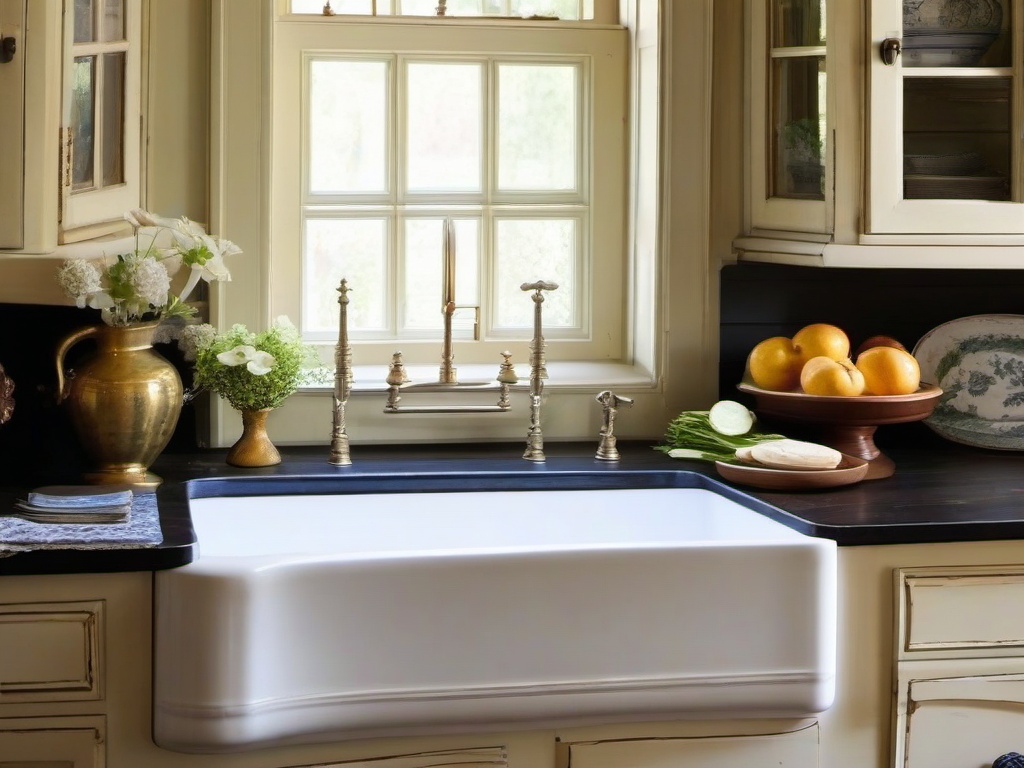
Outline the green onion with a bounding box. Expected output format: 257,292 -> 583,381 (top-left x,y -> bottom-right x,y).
657,401 -> 786,462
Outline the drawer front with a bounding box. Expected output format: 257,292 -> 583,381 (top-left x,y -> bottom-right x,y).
899,567 -> 1024,656
0,601 -> 103,703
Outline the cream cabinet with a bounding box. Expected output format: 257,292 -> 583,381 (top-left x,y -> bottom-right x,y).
892,566 -> 1024,768
740,0 -> 1024,267
0,716 -> 106,767
0,0 -> 142,255
560,724 -> 820,768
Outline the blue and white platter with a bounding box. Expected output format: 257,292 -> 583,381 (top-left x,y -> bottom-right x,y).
913,314 -> 1024,450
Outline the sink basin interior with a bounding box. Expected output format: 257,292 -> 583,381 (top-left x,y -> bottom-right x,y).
154,475 -> 837,753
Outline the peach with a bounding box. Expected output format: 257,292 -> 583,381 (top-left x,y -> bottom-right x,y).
792,323 -> 850,365
854,334 -> 908,357
747,336 -> 802,391
855,346 -> 921,396
800,355 -> 866,397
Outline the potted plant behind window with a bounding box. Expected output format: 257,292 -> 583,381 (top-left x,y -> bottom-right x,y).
182,317 -> 320,467
782,118 -> 824,196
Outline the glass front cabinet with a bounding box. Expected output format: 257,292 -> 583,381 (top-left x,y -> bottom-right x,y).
746,0 -> 1024,265
868,0 -> 1021,236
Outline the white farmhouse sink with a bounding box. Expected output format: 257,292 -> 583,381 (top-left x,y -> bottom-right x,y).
154,477 -> 837,753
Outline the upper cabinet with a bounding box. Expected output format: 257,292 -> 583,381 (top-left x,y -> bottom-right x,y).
0,0 -> 141,254
742,0 -> 1024,267
868,0 -> 1021,235
749,0 -> 830,235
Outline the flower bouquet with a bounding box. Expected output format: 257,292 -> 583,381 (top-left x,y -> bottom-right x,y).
182,317 -> 317,466
58,208 -> 242,326
52,210 -> 242,486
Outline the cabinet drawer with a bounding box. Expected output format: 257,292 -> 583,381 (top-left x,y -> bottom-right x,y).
0,600 -> 103,703
898,567 -> 1024,657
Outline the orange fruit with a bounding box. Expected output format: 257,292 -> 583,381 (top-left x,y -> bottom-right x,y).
854,334 -> 907,357
747,336 -> 802,391
792,323 -> 850,365
800,356 -> 866,397
855,346 -> 921,395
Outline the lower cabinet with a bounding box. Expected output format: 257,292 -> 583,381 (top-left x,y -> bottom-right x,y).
0,716 -> 105,767
893,566 -> 1024,768
560,723 -> 819,768
896,671 -> 1024,768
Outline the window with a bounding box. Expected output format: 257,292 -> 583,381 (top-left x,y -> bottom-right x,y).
60,0 -> 142,241
271,10 -> 628,366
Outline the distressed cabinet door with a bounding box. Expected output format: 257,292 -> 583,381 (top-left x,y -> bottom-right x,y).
894,671 -> 1024,768
564,725 -> 819,768
0,717 -> 104,767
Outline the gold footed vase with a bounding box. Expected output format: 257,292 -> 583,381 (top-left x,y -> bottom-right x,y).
226,409 -> 281,467
55,321 -> 183,488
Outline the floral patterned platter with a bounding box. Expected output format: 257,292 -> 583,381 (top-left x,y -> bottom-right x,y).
913,314 -> 1024,450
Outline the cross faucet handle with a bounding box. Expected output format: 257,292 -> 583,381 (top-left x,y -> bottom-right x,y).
520,280 -> 559,293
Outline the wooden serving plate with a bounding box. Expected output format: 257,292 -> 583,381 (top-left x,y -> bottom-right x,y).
737,382 -> 943,480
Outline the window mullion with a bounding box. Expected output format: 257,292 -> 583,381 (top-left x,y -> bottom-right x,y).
390,53 -> 402,336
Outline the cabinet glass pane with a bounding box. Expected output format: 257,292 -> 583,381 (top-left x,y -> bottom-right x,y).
771,56 -> 825,200
773,0 -> 825,47
100,0 -> 125,42
903,0 -> 1008,68
101,52 -> 125,187
74,0 -> 95,43
903,77 -> 1011,201
71,56 -> 96,190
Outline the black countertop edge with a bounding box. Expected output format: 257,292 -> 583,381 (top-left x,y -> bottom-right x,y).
5,433 -> 1024,575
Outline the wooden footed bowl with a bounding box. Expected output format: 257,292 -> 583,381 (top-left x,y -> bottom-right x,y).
737,382 -> 943,480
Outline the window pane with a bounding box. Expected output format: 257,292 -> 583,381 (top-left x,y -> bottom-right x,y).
293,0 -> 375,11
74,0 -> 95,43
771,56 -> 825,200
71,56 -> 96,191
494,218 -> 575,328
101,0 -> 125,41
772,0 -> 825,48
399,0 -> 437,14
304,218 -> 389,332
497,63 -> 577,191
102,52 -> 125,187
403,218 -> 479,330
309,59 -> 388,195
406,62 -> 483,193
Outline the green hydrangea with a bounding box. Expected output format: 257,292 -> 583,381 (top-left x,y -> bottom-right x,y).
191,318 -> 315,411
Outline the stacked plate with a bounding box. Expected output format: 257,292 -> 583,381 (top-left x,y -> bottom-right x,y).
902,30 -> 1000,66
11,486 -> 133,524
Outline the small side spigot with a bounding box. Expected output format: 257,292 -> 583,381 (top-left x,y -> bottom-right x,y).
595,390 -> 633,461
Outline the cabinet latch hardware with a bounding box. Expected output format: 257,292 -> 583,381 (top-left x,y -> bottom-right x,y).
0,36 -> 14,64
880,38 -> 901,66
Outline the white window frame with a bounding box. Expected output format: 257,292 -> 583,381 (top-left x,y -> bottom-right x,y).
272,19 -> 624,367
209,0 -> 701,447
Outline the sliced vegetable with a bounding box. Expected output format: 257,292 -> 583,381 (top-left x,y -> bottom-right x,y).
749,439 -> 842,470
658,402 -> 786,463
707,400 -> 755,436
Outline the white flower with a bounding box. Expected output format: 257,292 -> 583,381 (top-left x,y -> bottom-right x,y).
246,351 -> 276,376
179,323 -> 217,362
57,260 -> 103,308
124,208 -> 174,229
216,344 -> 277,375
131,257 -> 171,307
217,345 -> 258,367
272,315 -> 300,343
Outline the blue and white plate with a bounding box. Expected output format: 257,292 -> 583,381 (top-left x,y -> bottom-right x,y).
913,314 -> 1024,450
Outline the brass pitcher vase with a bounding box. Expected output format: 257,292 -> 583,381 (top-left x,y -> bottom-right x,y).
55,321 -> 183,487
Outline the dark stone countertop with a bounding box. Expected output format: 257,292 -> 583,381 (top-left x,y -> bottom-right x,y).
4,426 -> 1024,576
